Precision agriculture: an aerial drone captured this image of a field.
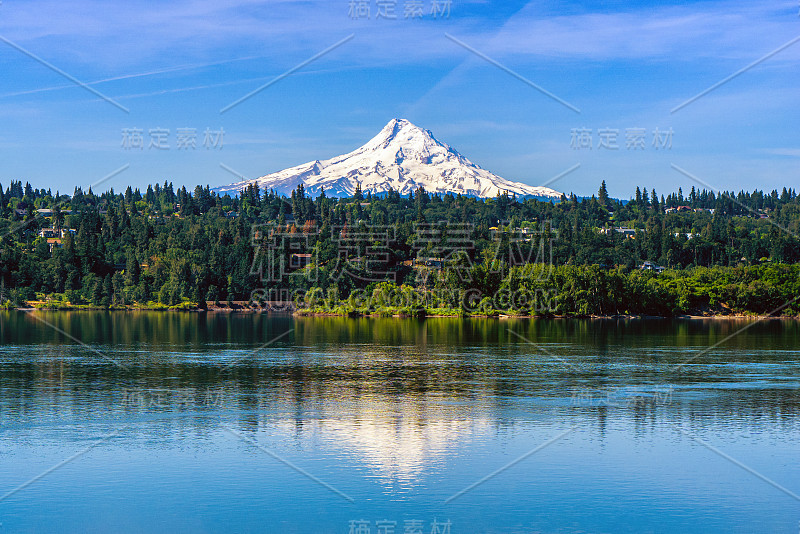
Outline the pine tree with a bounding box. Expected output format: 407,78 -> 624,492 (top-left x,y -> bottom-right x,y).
598,181 -> 610,208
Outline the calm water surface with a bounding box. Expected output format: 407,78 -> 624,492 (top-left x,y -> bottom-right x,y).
0,312 -> 798,533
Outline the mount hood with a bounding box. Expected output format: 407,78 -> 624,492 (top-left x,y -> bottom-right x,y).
214,119 -> 563,199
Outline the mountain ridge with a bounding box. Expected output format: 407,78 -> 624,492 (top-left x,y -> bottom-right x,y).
214,119 -> 563,199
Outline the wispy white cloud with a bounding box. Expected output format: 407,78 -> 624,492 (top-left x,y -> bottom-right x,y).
3,0 -> 796,71
763,148 -> 800,157
0,54 -> 273,99
467,1 -> 799,61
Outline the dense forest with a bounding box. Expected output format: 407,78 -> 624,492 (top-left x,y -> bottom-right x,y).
1,179 -> 799,316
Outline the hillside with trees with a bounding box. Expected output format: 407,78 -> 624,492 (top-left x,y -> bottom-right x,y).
1,179 -> 798,316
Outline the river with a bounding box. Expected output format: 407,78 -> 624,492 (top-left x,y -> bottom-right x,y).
1,312 -> 798,532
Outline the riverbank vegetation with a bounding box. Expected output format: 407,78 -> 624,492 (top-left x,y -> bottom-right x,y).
1,179 -> 798,317
294,263 -> 800,318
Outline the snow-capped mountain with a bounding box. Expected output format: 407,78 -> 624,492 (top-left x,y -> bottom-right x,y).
214,119 -> 563,199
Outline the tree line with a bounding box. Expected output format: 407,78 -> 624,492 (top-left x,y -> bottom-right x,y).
0,178 -> 798,315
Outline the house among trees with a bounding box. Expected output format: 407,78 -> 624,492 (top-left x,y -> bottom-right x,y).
639,261 -> 665,273
674,232 -> 697,240
38,228 -> 60,238
600,227 -> 637,238
38,228 -> 76,238
415,257 -> 446,269
290,253 -> 313,268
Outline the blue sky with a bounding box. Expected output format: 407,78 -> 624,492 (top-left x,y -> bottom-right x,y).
0,0 -> 797,199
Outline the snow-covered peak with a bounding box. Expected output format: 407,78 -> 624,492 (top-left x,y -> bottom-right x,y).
214,119 -> 563,199
364,118 -> 431,149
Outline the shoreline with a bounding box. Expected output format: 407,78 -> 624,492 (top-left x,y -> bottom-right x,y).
292,311 -> 798,320
7,305 -> 797,321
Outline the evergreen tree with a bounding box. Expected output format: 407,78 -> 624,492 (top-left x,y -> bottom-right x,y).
598,180 -> 610,208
